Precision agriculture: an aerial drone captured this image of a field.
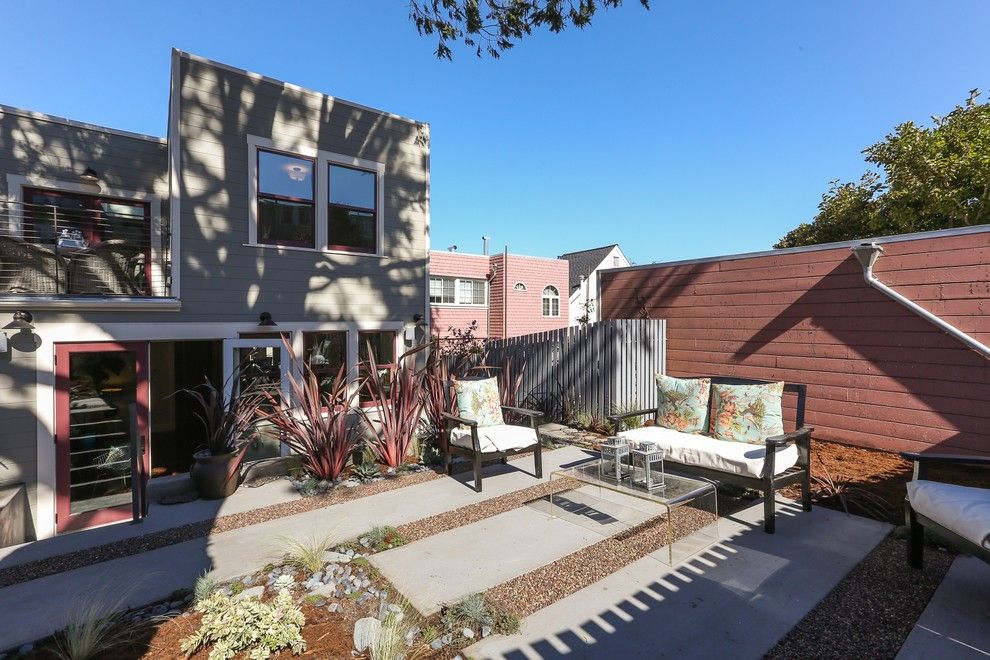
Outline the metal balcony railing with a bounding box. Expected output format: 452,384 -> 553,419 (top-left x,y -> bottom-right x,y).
0,200 -> 170,298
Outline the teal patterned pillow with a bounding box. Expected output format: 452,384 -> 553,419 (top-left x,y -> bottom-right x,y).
454,377 -> 504,428
711,382 -> 785,444
656,375 -> 711,433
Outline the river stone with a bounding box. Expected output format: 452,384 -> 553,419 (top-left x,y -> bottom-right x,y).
325,551 -> 351,564
236,586 -> 265,601
353,617 -> 382,652
309,583 -> 337,598
462,627 -> 475,639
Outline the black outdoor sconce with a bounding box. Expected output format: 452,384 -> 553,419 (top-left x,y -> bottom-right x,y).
257,311 -> 277,327
1,311 -> 35,354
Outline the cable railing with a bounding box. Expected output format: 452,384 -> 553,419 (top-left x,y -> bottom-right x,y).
0,200 -> 170,298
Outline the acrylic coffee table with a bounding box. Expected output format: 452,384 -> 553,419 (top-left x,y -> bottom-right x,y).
543,462 -> 719,565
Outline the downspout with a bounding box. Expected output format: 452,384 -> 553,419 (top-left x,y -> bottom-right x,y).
851,242 -> 990,359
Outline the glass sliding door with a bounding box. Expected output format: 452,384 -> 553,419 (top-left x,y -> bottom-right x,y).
54,342 -> 149,532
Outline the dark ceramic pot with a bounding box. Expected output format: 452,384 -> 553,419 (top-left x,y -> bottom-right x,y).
190,448 -> 243,499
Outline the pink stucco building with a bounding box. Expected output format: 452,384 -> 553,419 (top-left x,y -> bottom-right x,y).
429,250 -> 569,339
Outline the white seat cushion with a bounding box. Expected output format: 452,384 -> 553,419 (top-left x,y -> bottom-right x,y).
617,425 -> 799,479
907,480 -> 990,550
450,424 -> 539,453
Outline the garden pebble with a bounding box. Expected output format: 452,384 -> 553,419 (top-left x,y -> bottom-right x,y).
463,627 -> 475,639
324,551 -> 351,564
236,586 -> 265,601
328,603 -> 340,613
353,617 -> 382,652
482,625 -> 492,638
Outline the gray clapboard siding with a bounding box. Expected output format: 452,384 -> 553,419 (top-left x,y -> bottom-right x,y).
484,319 -> 667,421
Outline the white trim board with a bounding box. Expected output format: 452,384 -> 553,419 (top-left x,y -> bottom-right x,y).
168,48 -> 182,300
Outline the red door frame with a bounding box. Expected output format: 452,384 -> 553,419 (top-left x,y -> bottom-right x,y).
54,341 -> 150,533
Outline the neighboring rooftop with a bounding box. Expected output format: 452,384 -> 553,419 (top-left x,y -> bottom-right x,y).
558,244 -> 619,293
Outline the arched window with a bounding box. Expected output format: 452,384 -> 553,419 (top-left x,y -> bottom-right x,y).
513,282 -> 527,291
542,285 -> 560,317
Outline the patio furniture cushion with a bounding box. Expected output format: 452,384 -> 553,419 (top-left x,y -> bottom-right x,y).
906,479 -> 990,550
617,425 -> 798,479
454,377 -> 504,427
710,381 -> 785,443
450,424 -> 538,453
656,375 -> 711,433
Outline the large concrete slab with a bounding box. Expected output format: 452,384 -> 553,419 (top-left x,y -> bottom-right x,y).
0,446 -> 594,650
370,506 -> 605,615
468,499 -> 890,660
897,555 -> 990,659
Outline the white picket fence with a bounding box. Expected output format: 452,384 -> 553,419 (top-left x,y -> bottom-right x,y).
483,319 -> 667,421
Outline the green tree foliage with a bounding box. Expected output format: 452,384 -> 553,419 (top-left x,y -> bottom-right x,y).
410,0 -> 650,59
775,90 -> 990,248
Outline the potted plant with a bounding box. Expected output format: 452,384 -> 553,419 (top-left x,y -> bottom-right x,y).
178,379 -> 263,499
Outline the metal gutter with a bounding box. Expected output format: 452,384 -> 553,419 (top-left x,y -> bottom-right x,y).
851,242 -> 990,359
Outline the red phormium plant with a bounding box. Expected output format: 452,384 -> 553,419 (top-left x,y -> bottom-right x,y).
175,378 -> 263,456
420,339 -> 458,450
361,346 -> 426,468
259,357 -> 363,482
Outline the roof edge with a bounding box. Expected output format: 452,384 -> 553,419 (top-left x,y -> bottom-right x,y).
558,243 -> 619,258
606,224 -> 990,275
0,104 -> 166,144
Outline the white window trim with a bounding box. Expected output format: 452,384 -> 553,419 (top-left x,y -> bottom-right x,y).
429,275 -> 488,307
246,135 -> 385,256
542,285 -> 561,317
4,173 -> 171,307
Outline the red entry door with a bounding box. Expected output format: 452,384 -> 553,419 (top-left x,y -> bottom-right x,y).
55,342 -> 149,532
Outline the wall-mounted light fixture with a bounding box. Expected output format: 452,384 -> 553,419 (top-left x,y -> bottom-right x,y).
1,311 -> 35,354
405,313 -> 426,343
79,167 -> 99,182
257,311 -> 277,327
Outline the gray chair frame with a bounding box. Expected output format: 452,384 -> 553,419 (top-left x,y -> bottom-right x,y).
901,452 -> 990,569
442,387 -> 543,493
609,376 -> 813,533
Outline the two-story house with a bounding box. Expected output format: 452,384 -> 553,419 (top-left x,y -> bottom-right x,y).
429,248 -> 568,340
558,244 -> 630,326
0,50 -> 430,541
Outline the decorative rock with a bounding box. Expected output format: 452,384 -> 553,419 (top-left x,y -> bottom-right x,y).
353,617 -> 382,652
312,571 -> 323,583
311,599 -> 327,607
242,575 -> 255,586
236,585 -> 265,601
463,627 -> 475,639
308,583 -> 337,598
325,551 -> 351,564
386,603 -> 403,616
328,603 -> 341,613
481,625 -> 492,638
356,594 -> 370,605
151,604 -> 169,616
430,639 -> 444,650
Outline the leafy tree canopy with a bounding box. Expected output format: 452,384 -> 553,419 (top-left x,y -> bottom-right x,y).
410,0 -> 649,60
775,90 -> 990,248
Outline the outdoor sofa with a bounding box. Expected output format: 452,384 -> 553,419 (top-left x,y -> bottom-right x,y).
901,452 -> 990,569
610,376 -> 813,533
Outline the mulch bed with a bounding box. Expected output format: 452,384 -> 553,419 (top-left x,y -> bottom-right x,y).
0,469 -> 443,589
764,534 -> 954,659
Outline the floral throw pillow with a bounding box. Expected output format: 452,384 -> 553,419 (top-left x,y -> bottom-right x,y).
454,377 -> 504,428
656,375 -> 711,434
711,382 -> 785,444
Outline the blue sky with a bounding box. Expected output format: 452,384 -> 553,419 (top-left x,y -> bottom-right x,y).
2,1 -> 988,264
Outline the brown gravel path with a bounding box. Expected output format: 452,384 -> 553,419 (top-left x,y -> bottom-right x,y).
395,478 -> 582,543
487,506 -> 718,618
764,534 -> 954,660
0,470 -> 442,589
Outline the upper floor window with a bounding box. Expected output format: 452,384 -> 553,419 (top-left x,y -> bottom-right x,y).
542,285 -> 560,317
328,164 -> 377,253
612,255 -> 620,267
513,282 -> 526,291
430,276 -> 487,306
257,150 -> 315,248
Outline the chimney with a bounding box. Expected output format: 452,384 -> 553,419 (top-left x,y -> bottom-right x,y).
482,236 -> 491,256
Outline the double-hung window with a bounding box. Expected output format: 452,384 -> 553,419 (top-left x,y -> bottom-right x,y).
256,150 -> 315,247
542,285 -> 560,317
429,276 -> 487,306
328,164 -> 377,253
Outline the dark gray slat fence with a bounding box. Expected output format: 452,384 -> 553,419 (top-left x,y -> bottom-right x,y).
483,319 -> 667,421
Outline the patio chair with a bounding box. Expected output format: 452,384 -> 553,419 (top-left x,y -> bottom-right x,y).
68,240 -> 146,295
442,376 -> 543,493
902,452 -> 990,569
0,235 -> 67,294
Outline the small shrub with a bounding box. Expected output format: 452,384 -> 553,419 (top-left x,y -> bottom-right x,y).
421,625 -> 439,643
53,592 -> 134,660
279,534 -> 335,574
441,592 -> 519,636
612,402 -> 646,430
181,588 -> 306,660
361,525 -> 407,552
370,602 -> 427,660
304,594 -> 325,605
229,581 -> 244,596
193,571 -> 220,604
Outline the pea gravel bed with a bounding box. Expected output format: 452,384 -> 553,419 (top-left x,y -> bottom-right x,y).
487,505 -> 718,618
763,534 -> 954,659
0,469 -> 443,589
395,477 -> 582,543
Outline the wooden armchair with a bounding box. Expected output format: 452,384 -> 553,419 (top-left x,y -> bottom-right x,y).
901,452 -> 990,569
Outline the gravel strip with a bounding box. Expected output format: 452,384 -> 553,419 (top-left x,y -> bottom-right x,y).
487,505 -> 717,618
395,478 -> 582,543
0,470 -> 442,589
764,534 -> 954,659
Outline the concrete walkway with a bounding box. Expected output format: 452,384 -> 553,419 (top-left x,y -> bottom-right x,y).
467,499 -> 890,660
897,555 -> 990,659
0,446 -> 594,650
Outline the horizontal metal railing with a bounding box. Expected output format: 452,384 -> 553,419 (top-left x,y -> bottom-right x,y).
0,200 -> 170,297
